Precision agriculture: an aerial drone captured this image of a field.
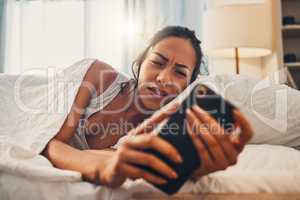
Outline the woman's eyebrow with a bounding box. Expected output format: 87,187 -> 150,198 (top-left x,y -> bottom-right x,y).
153,52 -> 168,61
153,51 -> 190,69
175,63 -> 189,70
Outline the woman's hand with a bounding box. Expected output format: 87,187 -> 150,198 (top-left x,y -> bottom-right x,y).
99,134 -> 183,187
185,105 -> 253,180
97,101 -> 182,187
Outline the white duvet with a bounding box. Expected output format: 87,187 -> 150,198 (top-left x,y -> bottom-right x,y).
1,59 -> 300,200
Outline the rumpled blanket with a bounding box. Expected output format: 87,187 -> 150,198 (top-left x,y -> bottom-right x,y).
0,59 -> 97,181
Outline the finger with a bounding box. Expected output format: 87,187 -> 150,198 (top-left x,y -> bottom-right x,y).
186,109 -> 229,169
217,135 -> 239,165
120,148 -> 178,179
188,107 -> 239,165
129,101 -> 181,135
191,105 -> 225,137
118,163 -> 167,185
228,126 -> 242,151
124,134 -> 183,164
186,108 -> 214,158
190,105 -> 239,165
233,109 -> 254,151
186,120 -> 214,172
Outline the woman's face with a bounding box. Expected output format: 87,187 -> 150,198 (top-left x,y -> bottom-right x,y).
137,37 -> 196,111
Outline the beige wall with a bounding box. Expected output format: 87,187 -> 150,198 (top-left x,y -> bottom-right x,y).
209,57 -> 263,78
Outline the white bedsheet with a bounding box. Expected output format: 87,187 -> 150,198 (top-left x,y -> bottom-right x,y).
1,144 -> 300,200
1,59 -> 300,200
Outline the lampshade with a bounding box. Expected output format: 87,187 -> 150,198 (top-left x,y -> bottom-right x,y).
203,2 -> 272,58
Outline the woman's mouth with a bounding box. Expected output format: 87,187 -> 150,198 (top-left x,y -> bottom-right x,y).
147,86 -> 168,98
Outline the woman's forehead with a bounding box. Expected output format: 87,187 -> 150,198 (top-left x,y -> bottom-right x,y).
151,37 -> 196,69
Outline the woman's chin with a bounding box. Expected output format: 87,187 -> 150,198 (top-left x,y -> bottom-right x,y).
137,89 -> 171,113
139,98 -> 167,112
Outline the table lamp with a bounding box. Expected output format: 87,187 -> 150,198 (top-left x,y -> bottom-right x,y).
203,2 -> 272,74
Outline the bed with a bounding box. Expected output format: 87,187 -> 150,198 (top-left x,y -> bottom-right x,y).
1,59 -> 300,200
131,194 -> 300,200
1,144 -> 300,200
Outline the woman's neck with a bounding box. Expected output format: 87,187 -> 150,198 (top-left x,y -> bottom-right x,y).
121,80 -> 154,126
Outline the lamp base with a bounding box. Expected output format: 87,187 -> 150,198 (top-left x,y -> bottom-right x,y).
235,48 -> 240,74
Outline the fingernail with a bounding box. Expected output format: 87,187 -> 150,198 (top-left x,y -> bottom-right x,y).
158,179 -> 167,185
175,154 -> 183,163
171,171 -> 178,179
186,120 -> 192,133
192,105 -> 200,111
186,108 -> 192,114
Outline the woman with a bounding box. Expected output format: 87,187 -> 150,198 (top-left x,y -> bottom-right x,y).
41,26 -> 253,188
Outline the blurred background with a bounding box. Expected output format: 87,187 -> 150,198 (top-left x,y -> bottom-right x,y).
0,0 -> 298,88
0,0 -> 207,75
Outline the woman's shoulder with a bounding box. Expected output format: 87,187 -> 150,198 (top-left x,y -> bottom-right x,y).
84,59 -> 126,95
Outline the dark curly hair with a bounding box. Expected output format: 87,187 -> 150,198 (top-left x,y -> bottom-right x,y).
120,26 -> 203,93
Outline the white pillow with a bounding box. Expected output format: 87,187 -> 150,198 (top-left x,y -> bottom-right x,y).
114,74 -> 300,150
195,75 -> 300,149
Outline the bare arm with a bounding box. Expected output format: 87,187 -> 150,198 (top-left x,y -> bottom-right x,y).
41,60 -> 117,182
41,61 -> 189,187
44,139 -> 114,182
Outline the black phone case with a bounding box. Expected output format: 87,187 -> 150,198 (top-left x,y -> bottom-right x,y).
137,84 -> 236,195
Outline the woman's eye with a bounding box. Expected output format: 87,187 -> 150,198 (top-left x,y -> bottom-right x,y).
175,70 -> 187,77
151,60 -> 163,66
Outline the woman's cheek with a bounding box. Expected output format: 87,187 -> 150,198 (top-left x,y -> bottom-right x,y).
173,79 -> 188,93
140,63 -> 157,80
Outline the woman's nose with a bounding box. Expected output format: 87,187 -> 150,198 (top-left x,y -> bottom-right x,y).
156,68 -> 172,87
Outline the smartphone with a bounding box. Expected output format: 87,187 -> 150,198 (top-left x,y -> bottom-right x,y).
137,83 -> 236,195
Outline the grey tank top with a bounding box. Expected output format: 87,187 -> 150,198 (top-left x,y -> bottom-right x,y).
68,71 -> 134,150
